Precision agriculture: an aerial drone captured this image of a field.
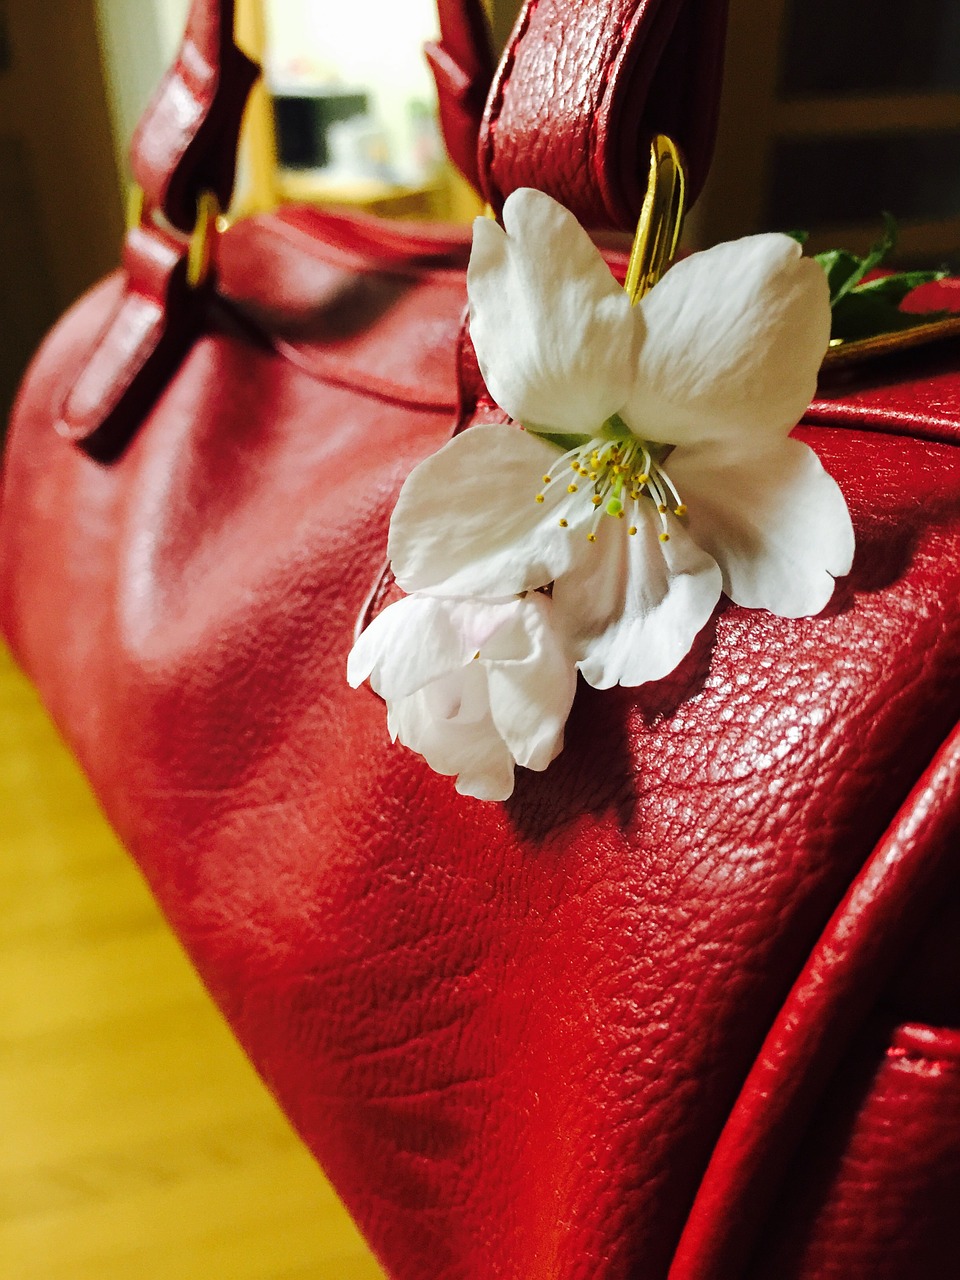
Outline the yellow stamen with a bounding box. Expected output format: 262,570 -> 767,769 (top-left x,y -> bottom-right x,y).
659,532 -> 670,542
568,483 -> 578,493
587,533 -> 597,543
535,494 -> 545,503
628,526 -> 638,535
591,495 -> 602,506
542,475 -> 552,484
674,504 -> 687,516
559,518 -> 568,528
658,503 -> 668,514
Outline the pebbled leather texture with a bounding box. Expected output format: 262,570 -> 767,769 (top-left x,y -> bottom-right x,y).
5,0 -> 960,1274
3,211 -> 960,1278
673,719 -> 960,1278
479,0 -> 731,229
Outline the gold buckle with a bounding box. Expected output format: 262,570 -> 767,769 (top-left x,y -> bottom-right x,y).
126,184 -> 222,289
186,190 -> 222,288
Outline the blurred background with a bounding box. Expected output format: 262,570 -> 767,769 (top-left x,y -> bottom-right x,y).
3,0 -> 960,1275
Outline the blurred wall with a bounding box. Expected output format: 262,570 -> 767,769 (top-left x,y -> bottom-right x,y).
0,0 -> 122,426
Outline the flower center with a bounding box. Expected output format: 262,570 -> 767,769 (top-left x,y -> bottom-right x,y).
534,428 -> 686,544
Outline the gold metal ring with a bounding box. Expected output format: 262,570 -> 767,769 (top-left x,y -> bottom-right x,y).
625,136 -> 686,305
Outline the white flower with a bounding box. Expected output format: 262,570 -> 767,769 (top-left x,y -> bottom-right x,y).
387,189 -> 855,690
347,592 -> 576,801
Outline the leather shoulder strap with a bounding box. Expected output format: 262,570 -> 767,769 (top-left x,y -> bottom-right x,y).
65,0 -> 259,458
130,0 -> 258,234
68,0 -> 731,459
478,0 -> 730,230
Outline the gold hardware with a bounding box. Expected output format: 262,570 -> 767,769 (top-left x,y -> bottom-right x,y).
186,190 -> 222,288
624,136 -> 686,305
125,185 -> 221,289
126,183 -> 145,234
822,314 -> 960,369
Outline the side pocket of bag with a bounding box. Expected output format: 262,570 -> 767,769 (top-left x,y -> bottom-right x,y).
749,1021 -> 960,1279
745,870 -> 960,1280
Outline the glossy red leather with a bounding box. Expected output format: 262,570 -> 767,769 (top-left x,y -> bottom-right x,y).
6,0 -> 960,1275
76,0 -> 259,458
72,0 -> 732,471
673,719 -> 960,1278
4,206 -> 960,1276
55,224 -> 205,461
130,0 -> 730,240
749,1023 -> 960,1279
479,0 -> 731,228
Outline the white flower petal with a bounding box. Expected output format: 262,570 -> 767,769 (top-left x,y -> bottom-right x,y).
389,424 -> 593,597
390,669 -> 517,801
621,234 -> 830,449
667,437 -> 855,617
346,594 -> 471,699
482,595 -> 577,772
552,508 -> 723,689
468,189 -> 640,434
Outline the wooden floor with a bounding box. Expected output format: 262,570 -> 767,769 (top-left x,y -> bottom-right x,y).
0,642 -> 385,1279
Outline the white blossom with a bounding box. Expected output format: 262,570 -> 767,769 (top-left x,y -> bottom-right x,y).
388,189 -> 855,690
347,593 -> 576,801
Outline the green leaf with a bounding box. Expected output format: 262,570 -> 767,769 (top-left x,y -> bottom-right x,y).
815,249 -> 865,304
831,290 -> 949,343
851,268 -> 947,307
786,229 -> 810,246
791,216 -> 950,346
861,211 -> 899,274
831,212 -> 899,306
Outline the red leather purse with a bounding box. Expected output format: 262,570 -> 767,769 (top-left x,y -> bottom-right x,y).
3,1 -> 960,1277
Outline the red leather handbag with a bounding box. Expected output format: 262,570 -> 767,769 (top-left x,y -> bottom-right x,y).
3,1 -> 960,1277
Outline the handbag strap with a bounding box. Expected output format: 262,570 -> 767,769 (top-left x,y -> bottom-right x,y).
130,0 -> 259,235
479,0 -> 730,230
128,0 -> 728,239
129,0 -> 493,228
64,0 -> 731,459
